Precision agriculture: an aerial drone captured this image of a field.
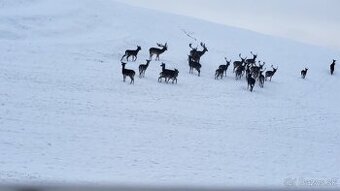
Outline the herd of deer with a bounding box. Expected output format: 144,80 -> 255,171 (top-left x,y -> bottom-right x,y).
120,42 -> 337,92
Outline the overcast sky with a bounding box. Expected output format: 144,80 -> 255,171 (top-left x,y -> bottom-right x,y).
114,0 -> 340,51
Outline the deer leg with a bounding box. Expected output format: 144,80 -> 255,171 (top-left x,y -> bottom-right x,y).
130,76 -> 134,84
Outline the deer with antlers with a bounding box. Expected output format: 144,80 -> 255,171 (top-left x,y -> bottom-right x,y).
189,42 -> 208,62
149,43 -> 167,61
233,54 -> 247,73
246,51 -> 257,66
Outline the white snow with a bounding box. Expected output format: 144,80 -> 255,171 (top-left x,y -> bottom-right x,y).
0,0 -> 339,188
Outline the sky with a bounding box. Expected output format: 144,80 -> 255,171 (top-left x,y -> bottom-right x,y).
114,0 -> 340,51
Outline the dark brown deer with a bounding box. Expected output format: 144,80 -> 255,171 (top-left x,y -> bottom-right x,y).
138,59 -> 151,78
121,62 -> 135,84
149,43 -> 167,60
215,68 -> 224,79
189,42 -> 208,62
258,70 -> 265,88
218,57 -> 231,76
300,68 -> 308,79
246,51 -> 257,66
330,59 -> 336,75
188,55 -> 201,76
247,73 -> 256,92
233,54 -> 247,72
120,45 -> 141,61
265,65 -> 278,81
158,63 -> 179,83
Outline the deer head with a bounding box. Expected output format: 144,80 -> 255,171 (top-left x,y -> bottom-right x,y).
224,57 -> 231,65
250,51 -> 257,58
271,65 -> 278,72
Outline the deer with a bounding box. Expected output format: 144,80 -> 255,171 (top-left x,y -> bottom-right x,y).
158,69 -> 179,84
138,59 -> 151,78
189,42 -> 208,62
247,73 -> 256,92
251,62 -> 265,79
233,54 -> 247,73
167,69 -> 179,84
120,45 -> 141,61
258,70 -> 265,88
218,57 -> 231,76
235,64 -> 244,80
149,43 -> 167,61
121,62 -> 135,84
300,68 -> 308,79
330,59 -> 336,75
246,51 -> 257,66
158,63 -> 178,83
188,55 -> 202,76
215,68 -> 224,80
265,65 -> 278,81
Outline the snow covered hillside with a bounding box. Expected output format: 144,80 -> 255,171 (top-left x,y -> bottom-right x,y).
0,0 -> 339,187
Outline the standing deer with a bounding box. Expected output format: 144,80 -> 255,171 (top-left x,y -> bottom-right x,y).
120,45 -> 141,61
189,42 -> 208,62
121,62 -> 135,84
138,59 -> 151,78
188,55 -> 202,76
215,68 -> 224,79
330,59 -> 336,75
233,54 -> 247,72
246,51 -> 257,66
247,73 -> 256,92
235,65 -> 244,80
251,62 -> 265,79
300,68 -> 308,79
159,63 -> 179,83
218,57 -> 231,76
258,70 -> 265,88
265,65 -> 278,81
149,43 -> 167,60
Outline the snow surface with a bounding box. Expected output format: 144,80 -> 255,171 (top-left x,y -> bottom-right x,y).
0,0 -> 339,187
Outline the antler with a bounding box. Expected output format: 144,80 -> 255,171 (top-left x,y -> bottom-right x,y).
250,51 -> 257,56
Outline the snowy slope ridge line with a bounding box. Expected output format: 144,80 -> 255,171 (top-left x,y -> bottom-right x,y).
0,0 -> 339,187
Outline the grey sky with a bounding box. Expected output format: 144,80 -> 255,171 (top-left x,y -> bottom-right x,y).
114,0 -> 340,51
